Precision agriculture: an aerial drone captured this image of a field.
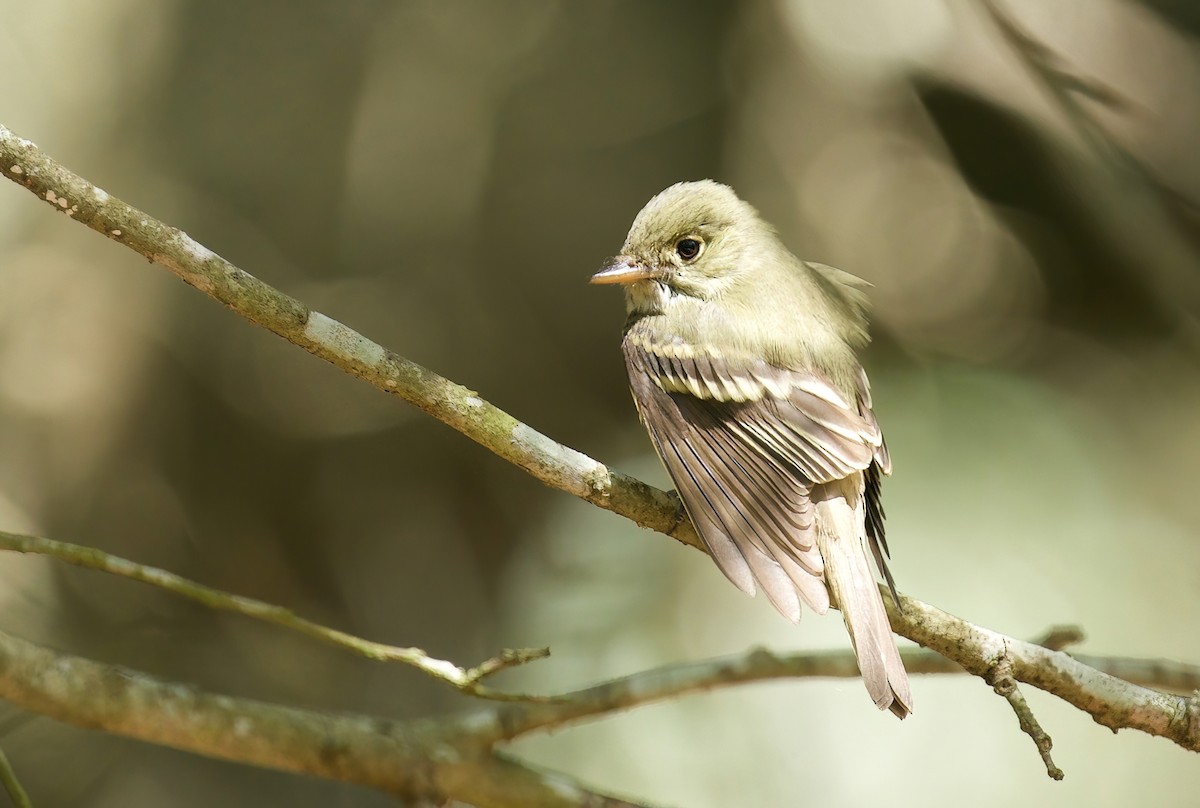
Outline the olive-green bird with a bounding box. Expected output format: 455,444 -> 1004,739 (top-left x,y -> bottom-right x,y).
592,180 -> 912,718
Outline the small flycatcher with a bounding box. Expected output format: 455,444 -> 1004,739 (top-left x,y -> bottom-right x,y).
592,181 -> 911,717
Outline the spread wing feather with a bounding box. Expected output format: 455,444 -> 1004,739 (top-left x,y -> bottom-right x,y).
622,328 -> 909,717
623,336 -> 893,618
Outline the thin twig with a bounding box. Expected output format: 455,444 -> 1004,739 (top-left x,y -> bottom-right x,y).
0,747 -> 32,808
976,0 -> 1200,346
0,530 -> 546,697
978,0 -> 1133,165
987,648 -> 1064,780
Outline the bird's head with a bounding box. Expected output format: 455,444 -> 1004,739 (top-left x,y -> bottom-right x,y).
591,180 -> 771,314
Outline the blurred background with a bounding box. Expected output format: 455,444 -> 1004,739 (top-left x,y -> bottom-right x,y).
2,1 -> 1200,805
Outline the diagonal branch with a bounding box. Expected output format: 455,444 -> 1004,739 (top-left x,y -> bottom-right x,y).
0,529 -> 546,696
891,596 -> 1200,754
0,628 -> 653,808
2,122 -> 1200,771
0,123 -> 695,555
0,747 -> 32,808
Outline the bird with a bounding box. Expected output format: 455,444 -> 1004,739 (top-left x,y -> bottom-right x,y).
591,180 -> 912,718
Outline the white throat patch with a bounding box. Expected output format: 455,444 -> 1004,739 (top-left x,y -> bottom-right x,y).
625,279 -> 671,315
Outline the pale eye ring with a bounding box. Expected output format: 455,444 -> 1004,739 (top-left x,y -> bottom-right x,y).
676,237 -> 702,261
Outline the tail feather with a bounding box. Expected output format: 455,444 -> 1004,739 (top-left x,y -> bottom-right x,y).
814,476 -> 912,718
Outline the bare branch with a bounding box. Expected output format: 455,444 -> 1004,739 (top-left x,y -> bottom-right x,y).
475,609 -> 1200,758
0,123 -> 697,556
987,649 -> 1064,780
0,747 -> 32,808
0,529 -> 546,697
0,628 -> 651,808
893,596 -> 1200,753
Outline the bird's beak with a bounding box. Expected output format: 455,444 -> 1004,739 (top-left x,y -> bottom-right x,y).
590,256 -> 659,285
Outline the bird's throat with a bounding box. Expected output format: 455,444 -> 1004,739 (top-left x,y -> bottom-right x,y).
624,279 -> 671,316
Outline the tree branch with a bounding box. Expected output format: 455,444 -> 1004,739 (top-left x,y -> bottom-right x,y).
0,124 -> 695,556
0,746 -> 32,808
892,596 -> 1200,753
0,530 -> 547,697
0,628 -> 652,808
986,647 -> 1064,780
3,601 -> 1195,804
2,121 -> 1199,787
474,598 -> 1200,756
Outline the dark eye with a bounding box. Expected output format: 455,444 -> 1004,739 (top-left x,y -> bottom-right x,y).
676,237 -> 702,261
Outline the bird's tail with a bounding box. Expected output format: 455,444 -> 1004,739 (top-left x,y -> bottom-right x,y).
814,477 -> 912,718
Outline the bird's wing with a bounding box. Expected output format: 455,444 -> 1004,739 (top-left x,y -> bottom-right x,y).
853,365 -> 897,601
623,335 -> 890,621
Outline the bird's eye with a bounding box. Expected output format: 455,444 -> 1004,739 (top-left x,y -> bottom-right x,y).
676,238 -> 702,261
